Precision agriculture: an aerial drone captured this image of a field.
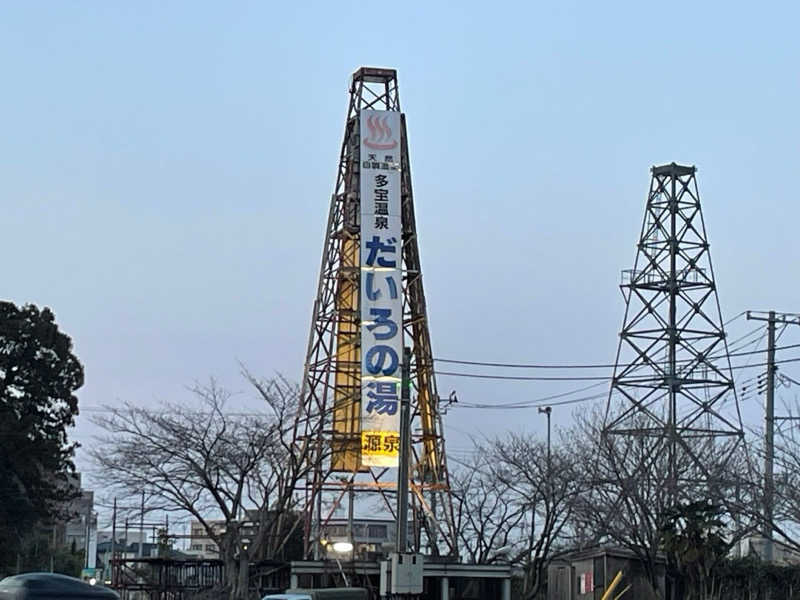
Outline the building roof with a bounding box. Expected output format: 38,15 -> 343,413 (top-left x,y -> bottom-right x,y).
549,545 -> 666,564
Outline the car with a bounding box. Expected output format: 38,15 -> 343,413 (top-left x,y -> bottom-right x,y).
262,589 -> 368,600
0,573 -> 120,600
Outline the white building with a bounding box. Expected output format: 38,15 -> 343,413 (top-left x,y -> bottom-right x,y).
732,535 -> 800,565
186,520 -> 223,559
320,518 -> 407,559
97,530 -> 147,546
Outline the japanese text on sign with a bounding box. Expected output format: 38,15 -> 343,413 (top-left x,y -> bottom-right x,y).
359,109 -> 403,468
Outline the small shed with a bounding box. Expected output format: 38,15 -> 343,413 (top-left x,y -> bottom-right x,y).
546,546 -> 665,600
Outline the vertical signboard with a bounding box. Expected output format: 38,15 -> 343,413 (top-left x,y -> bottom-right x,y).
360,109 -> 403,467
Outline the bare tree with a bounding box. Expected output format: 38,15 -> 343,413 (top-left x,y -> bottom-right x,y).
451,433 -> 583,599
569,405 -> 750,600
768,398 -> 800,554
494,433 -> 584,600
569,409 -> 672,597
90,374 -> 312,600
451,447 -> 526,565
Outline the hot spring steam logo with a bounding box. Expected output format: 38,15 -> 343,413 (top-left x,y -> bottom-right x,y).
363,114 -> 398,150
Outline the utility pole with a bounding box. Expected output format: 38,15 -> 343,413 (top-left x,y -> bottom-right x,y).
746,310 -> 800,600
528,406 -> 552,596
111,498 -> 117,586
538,406 -> 552,476
397,347 -> 412,553
746,310 -> 800,566
139,490 -> 145,558
85,501 -> 91,569
347,481 -> 355,561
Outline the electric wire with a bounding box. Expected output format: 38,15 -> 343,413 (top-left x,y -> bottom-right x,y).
433,340 -> 800,371
432,313 -> 754,371
780,373 -> 800,388
454,380 -> 606,408
434,355 -> 800,382
456,391 -> 608,410
436,326 -> 791,410
732,325 -> 770,388
437,353 -> 800,410
75,311 -> 796,415
76,354 -> 798,415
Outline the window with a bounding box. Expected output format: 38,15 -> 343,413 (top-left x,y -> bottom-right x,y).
367,524 -> 387,538
205,544 -> 217,553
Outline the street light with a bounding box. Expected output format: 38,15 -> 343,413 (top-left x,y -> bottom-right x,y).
320,539 -> 353,587
331,541 -> 354,554
538,406 -> 552,475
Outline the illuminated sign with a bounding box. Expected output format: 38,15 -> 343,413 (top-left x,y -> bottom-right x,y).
359,109 -> 402,467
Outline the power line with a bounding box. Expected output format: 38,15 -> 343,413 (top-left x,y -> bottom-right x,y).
456,380 -> 606,407
435,358 -> 615,369
457,391 -> 608,410
80,407 -> 268,417
732,356 -> 800,371
434,370 -> 612,381
433,342 -> 800,371
727,325 -> 770,355
725,311 -> 748,327
780,373 -> 800,388
435,356 -> 800,383
432,313 -> 754,371
449,369 -> 652,410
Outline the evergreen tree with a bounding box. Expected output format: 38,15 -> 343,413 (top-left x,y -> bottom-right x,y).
0,302 -> 83,572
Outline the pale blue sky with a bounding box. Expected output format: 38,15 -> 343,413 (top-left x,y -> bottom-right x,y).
2,1 -> 799,474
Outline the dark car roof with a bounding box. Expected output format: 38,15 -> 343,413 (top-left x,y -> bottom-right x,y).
0,573 -> 119,599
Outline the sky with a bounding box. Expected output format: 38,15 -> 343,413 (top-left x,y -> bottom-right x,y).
2,1 -> 800,501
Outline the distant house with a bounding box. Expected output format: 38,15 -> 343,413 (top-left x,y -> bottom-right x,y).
96,539 -> 161,565
186,520 -> 225,560
320,518 -> 405,559
547,546 -> 666,600
731,535 -> 800,565
186,510 -> 303,561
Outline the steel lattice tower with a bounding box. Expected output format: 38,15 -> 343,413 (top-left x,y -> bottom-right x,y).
604,163 -> 744,494
299,67 -> 456,559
